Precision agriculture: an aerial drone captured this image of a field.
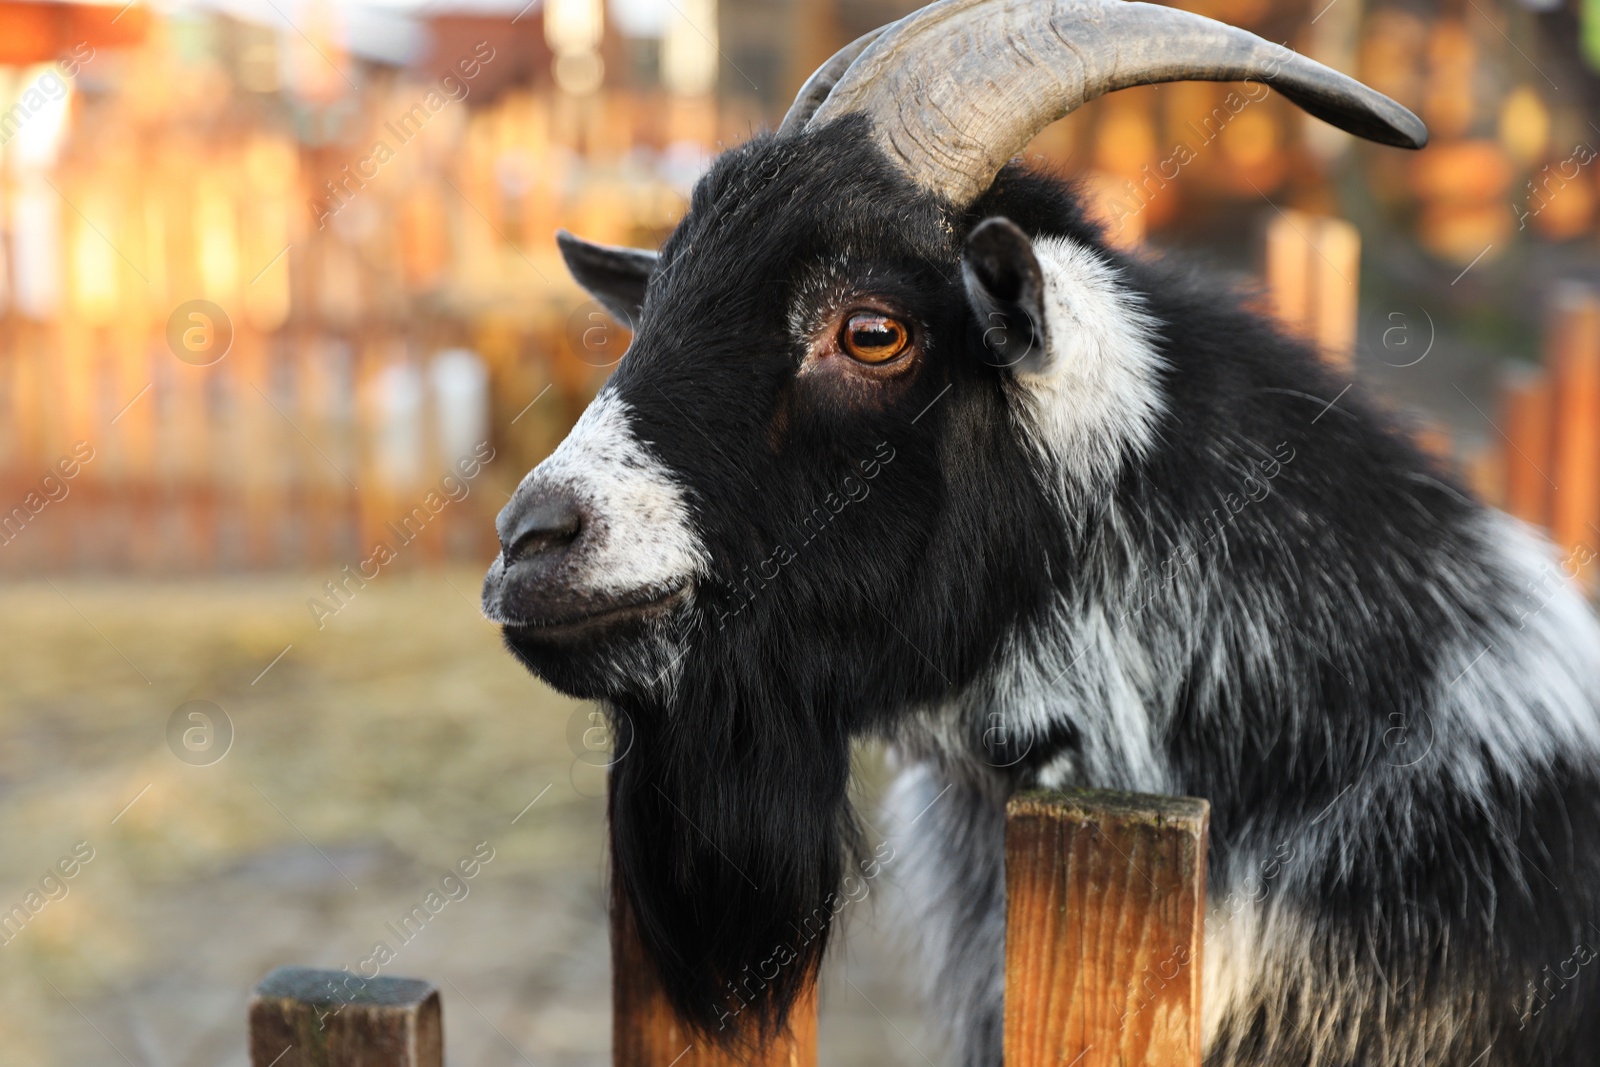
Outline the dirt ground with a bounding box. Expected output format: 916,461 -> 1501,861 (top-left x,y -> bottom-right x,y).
0,571 -> 930,1067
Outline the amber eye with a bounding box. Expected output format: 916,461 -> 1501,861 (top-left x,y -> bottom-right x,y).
840,312 -> 910,364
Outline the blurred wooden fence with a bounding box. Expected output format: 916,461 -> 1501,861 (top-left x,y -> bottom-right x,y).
1495,285 -> 1600,558
0,331 -> 496,572
1382,276 -> 1600,574
1259,209 -> 1600,581
247,788 -> 1210,1067
0,2 -> 778,573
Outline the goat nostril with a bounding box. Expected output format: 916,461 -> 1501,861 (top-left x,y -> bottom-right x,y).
502,496 -> 585,566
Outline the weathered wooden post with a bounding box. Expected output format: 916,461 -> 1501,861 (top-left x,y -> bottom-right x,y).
1005,788 -> 1210,1067
612,883 -> 817,1067
248,966 -> 442,1067
1500,364 -> 1553,527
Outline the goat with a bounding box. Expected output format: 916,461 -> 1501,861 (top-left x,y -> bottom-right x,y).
482,1 -> 1600,1063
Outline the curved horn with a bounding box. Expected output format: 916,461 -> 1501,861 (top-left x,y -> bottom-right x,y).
777,26 -> 889,137
806,0 -> 1427,208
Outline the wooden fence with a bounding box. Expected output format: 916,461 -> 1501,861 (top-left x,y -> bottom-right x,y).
246,788 -> 1210,1067
1260,207 -> 1600,575
1495,284 -> 1600,561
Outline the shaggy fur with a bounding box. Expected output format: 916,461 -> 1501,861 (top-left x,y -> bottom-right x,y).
487,115 -> 1600,1066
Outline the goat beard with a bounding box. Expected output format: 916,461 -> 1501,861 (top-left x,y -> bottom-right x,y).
605,680 -> 857,1046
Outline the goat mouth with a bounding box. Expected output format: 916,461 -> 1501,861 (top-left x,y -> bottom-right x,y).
499,584 -> 690,639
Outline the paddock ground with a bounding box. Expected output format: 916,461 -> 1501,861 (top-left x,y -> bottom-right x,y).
0,571 -> 925,1067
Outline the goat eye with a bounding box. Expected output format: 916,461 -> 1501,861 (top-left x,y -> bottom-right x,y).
840,312 -> 909,364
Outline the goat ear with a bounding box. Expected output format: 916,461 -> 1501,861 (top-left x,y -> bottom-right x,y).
962,217 -> 1050,373
556,229 -> 658,326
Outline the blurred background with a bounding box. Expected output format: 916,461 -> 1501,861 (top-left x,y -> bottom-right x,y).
1,0 -> 1598,1062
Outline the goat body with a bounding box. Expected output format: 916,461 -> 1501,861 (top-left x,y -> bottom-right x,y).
483,115 -> 1600,1066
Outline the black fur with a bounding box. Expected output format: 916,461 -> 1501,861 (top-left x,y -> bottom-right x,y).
962,216 -> 1048,370
556,229 -> 655,323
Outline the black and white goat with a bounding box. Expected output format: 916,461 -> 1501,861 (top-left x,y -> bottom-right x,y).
482,1 -> 1600,1063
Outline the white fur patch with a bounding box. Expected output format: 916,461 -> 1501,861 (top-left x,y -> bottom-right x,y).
879,762 -> 1007,1067
1298,510 -> 1600,871
885,237 -> 1179,796
1196,510 -> 1600,1054
1012,235 -> 1168,499
1442,511 -> 1600,782
990,597 -> 1178,796
521,388 -> 708,598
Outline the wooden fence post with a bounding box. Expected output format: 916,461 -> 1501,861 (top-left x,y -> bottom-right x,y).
612,881 -> 817,1067
1547,282 -> 1600,565
1499,364 -> 1553,527
249,966 -> 442,1067
1264,211 -> 1360,366
1005,788 -> 1210,1067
